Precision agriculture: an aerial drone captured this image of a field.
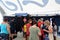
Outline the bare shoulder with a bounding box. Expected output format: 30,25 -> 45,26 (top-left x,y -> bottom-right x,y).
48,25 -> 53,30
49,25 -> 53,28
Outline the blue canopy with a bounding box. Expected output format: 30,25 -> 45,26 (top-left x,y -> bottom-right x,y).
15,13 -> 28,16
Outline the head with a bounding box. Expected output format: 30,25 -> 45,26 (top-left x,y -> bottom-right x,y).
40,18 -> 43,21
53,22 -> 56,26
32,20 -> 37,25
38,19 -> 41,22
11,18 -> 14,21
28,19 -> 32,24
44,20 -> 50,27
38,18 -> 43,22
23,17 -> 27,23
3,18 -> 8,22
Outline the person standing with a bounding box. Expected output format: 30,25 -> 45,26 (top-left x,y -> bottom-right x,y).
29,20 -> 41,40
9,18 -> 16,40
53,22 -> 57,40
23,23 -> 27,40
37,19 -> 44,40
23,17 -> 27,24
26,19 -> 32,40
43,20 -> 54,40
0,18 -> 11,40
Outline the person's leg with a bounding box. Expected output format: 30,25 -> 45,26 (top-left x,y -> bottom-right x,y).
1,33 -> 9,40
5,34 -> 9,40
39,36 -> 41,40
44,35 -> 49,40
1,33 -> 5,40
41,35 -> 43,40
3,34 -> 8,40
54,36 -> 56,40
11,29 -> 16,40
26,35 -> 29,40
24,32 -> 27,40
0,34 -> 2,40
10,29 -> 13,40
27,36 -> 29,40
11,34 -> 14,40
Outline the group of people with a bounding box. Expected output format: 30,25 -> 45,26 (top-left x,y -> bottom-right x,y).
23,18 -> 57,40
0,17 -> 57,40
0,18 -> 11,40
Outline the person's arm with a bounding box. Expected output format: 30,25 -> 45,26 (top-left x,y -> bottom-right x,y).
43,29 -> 49,33
48,26 -> 53,33
38,32 -> 41,36
54,25 -> 57,31
6,23 -> 11,37
37,27 -> 41,36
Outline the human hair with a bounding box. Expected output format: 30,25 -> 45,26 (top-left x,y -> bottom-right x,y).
38,19 -> 41,22
28,19 -> 32,23
3,18 -> 8,22
44,20 -> 50,26
32,20 -> 37,25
